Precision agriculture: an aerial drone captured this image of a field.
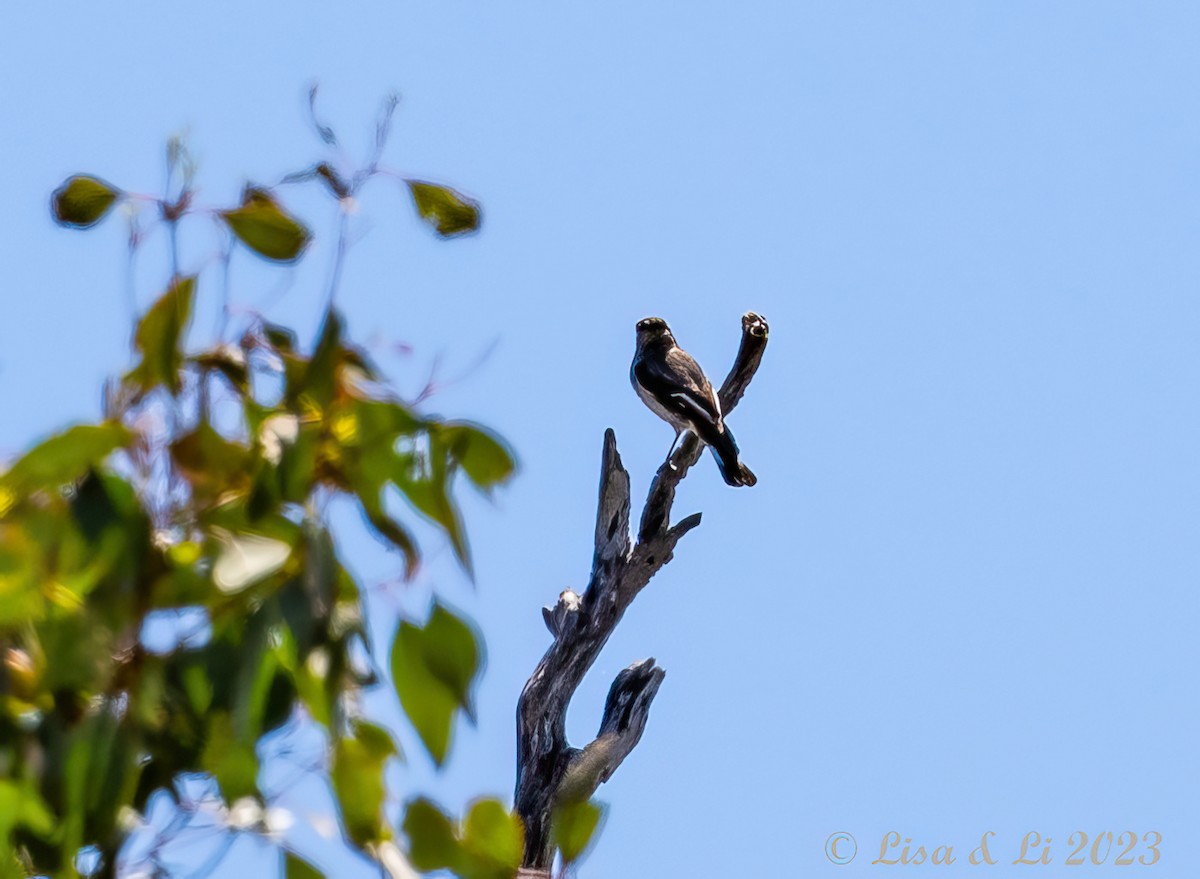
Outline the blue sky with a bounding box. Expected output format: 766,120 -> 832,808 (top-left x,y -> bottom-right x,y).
3,2 -> 1199,876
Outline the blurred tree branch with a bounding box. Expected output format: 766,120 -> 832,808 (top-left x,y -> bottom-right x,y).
4,93 -> 510,879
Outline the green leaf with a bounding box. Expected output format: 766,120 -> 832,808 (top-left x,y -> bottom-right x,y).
342,398 -> 423,577
332,720 -> 398,847
403,798 -> 461,872
223,607 -> 295,740
551,799 -> 605,865
276,420 -> 320,503
127,276 -> 196,395
290,659 -> 332,729
221,188 -> 311,262
352,398 -> 423,445
35,605 -> 116,693
0,780 -> 56,840
202,712 -> 259,802
60,470 -> 150,612
51,175 -> 120,228
70,468 -> 143,544
459,799 -> 523,879
423,605 -> 481,717
181,661 -> 214,715
360,498 -> 420,580
337,397 -> 489,577
402,798 -> 522,879
280,520 -> 336,657
406,181 -> 481,237
390,604 -> 482,766
442,423 -> 516,490
63,707 -> 144,853
0,533 -> 43,625
393,625 -> 455,766
393,434 -> 470,573
0,423 -> 130,495
293,309 -> 343,409
285,854 -> 324,879
171,422 -> 252,502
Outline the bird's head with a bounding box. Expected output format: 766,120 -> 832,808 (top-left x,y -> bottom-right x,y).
635,316 -> 673,343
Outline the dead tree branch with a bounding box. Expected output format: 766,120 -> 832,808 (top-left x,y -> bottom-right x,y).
514,312 -> 769,872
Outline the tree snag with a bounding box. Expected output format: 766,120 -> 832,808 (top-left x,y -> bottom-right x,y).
514,312 -> 770,873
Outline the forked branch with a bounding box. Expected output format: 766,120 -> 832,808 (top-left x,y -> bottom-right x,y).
514,313 -> 769,872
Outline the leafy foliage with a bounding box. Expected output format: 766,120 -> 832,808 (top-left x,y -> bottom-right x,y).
2,100 -> 520,879
403,798 -> 524,879
0,424 -> 130,498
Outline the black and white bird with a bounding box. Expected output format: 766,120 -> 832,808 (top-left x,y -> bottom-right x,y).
630,317 -> 757,487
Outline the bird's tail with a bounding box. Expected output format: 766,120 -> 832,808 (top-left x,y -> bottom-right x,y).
705,424 -> 757,488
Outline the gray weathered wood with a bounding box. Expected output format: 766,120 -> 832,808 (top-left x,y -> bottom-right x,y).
514,312 -> 769,872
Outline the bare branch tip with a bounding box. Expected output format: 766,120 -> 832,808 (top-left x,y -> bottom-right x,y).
742,311 -> 769,338
602,426 -> 617,453
599,428 -> 627,476
637,660 -> 666,691
670,511 -> 702,538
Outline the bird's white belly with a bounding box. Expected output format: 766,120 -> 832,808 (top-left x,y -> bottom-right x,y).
635,379 -> 686,432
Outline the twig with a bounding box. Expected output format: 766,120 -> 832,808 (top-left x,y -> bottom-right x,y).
307,83 -> 338,147
325,209 -> 350,311
214,226 -> 234,342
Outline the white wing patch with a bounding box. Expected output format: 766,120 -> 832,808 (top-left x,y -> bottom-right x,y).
671,391 -> 723,428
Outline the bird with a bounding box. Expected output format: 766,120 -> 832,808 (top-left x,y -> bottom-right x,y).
630,316 -> 757,487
